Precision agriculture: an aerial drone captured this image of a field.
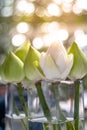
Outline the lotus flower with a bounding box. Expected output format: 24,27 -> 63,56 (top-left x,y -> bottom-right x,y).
68,42 -> 87,80
24,45 -> 44,81
0,52 -> 24,82
15,41 -> 30,62
40,41 -> 73,80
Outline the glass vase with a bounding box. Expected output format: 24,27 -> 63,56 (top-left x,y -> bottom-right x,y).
28,79 -> 84,130
5,83 -> 29,130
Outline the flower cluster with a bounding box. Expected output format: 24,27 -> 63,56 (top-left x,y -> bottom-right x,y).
0,41 -> 87,83
1,41 -> 86,130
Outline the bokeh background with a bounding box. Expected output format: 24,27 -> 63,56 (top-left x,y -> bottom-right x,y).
0,0 -> 87,129
0,0 -> 87,57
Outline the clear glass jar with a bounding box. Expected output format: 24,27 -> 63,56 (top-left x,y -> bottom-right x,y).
28,80 -> 84,130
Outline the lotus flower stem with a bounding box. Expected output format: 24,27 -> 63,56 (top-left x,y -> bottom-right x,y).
74,80 -> 80,130
35,81 -> 52,122
17,83 -> 28,116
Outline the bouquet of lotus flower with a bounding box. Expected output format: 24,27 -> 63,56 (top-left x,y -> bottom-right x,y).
0,41 -> 86,130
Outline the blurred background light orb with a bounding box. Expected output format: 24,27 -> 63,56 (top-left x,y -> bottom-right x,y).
47,3 -> 62,16
16,0 -> 35,14
76,0 -> 87,10
72,4 -> 82,14
12,34 -> 26,46
74,30 -> 87,48
58,29 -> 69,40
4,0 -> 14,6
32,37 -> 44,49
16,22 -> 29,33
1,6 -> 13,17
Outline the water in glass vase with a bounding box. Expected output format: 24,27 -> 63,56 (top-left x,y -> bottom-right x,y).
5,83 -> 29,130
29,116 -> 84,130
28,80 -> 84,130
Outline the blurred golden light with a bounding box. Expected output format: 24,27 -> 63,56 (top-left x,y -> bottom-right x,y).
16,0 -> 35,14
35,7 -> 45,17
1,6 -> 13,17
53,0 -> 62,5
12,34 -> 26,46
16,22 -> 29,33
32,37 -> 44,49
47,3 -> 62,16
40,22 -> 50,33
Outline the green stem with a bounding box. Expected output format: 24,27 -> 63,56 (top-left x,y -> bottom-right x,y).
74,80 -> 80,130
15,83 -> 28,130
35,81 -> 52,121
66,121 -> 75,130
17,83 -> 28,116
43,122 -> 49,130
14,100 -> 28,130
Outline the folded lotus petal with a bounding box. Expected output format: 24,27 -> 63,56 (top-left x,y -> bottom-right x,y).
60,54 -> 73,79
40,41 -> 74,80
0,52 -> 24,82
24,46 -> 44,81
40,52 -> 61,80
15,41 -> 30,62
68,42 -> 87,80
47,42 -> 67,72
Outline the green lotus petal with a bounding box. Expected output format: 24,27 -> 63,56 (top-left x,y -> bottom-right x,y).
33,60 -> 45,76
24,45 -> 44,81
15,41 -> 30,62
1,52 -> 24,82
68,42 -> 87,80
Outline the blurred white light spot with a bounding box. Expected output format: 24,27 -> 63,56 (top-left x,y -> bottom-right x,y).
47,3 -> 62,16
47,22 -> 59,32
63,0 -> 73,3
72,4 -> 82,14
43,34 -> 55,47
41,22 -> 59,33
17,0 -> 35,14
76,0 -> 87,10
32,37 -> 44,49
1,7 -> 13,17
42,29 -> 69,47
59,29 -> 69,40
56,29 -> 69,41
74,29 -> 84,38
12,34 -> 26,46
74,30 -> 87,48
16,22 -> 29,33
62,3 -> 72,13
